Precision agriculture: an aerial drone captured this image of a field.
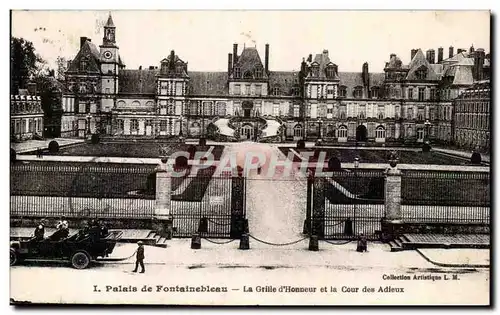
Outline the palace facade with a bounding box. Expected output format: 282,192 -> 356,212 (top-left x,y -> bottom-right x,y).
60,14 -> 491,146
10,83 -> 44,141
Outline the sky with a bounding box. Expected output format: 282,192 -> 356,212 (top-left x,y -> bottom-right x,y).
11,10 -> 490,73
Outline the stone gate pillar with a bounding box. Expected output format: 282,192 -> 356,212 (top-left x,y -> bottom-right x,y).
311,176 -> 326,239
230,176 -> 246,239
381,165 -> 402,241
153,159 -> 173,239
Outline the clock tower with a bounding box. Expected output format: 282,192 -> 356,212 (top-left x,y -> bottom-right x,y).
99,12 -> 120,113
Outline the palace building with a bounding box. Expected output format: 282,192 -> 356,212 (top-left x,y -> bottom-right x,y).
60,13 -> 491,146
11,83 -> 44,141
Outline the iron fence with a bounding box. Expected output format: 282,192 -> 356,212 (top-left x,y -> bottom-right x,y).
401,170 -> 490,224
10,163 -> 157,218
314,170 -> 386,240
170,170 -> 246,238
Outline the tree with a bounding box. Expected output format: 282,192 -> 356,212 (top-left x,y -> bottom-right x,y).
10,37 -> 45,94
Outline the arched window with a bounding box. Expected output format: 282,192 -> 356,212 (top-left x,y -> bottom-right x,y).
353,86 -> 363,98
375,125 -> 386,140
338,125 -> 348,139
293,124 -> 303,138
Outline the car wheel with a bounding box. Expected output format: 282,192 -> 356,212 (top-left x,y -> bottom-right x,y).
71,251 -> 90,269
10,249 -> 17,266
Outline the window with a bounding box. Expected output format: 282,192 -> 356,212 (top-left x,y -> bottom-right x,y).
326,66 -> 335,78
80,59 -> 88,71
255,85 -> 262,96
175,82 -> 183,96
417,107 -> 425,121
246,84 -> 251,96
293,105 -> 300,117
130,119 -> 139,133
175,101 -> 183,115
418,88 -> 425,101
359,105 -> 366,119
293,124 -> 303,138
377,106 -> 385,119
243,71 -> 253,79
353,87 -> 363,98
234,84 -> 241,95
116,119 -> 124,134
327,108 -> 333,114
375,126 -> 386,139
327,85 -> 334,96
408,88 -> 414,99
255,67 -> 263,78
416,69 -> 427,80
273,103 -> 279,116
407,107 -> 414,119
90,103 -> 96,114
311,66 -> 319,77
395,106 -> 400,119
339,105 -> 347,119
272,87 -> 280,96
371,87 -> 379,99
160,120 -> 168,132
28,119 -> 33,133
79,102 -> 86,113
292,86 -> 300,96
417,128 -> 424,140
338,125 -> 348,138
105,88 -> 110,94
310,85 -> 317,99
234,68 -> 241,78
339,86 -> 347,98
79,84 -> 87,94
430,88 -> 436,100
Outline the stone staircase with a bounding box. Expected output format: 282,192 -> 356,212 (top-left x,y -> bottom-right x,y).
389,233 -> 490,252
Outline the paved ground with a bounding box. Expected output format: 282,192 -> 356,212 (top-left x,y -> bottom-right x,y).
417,248 -> 490,267
10,241 -> 490,305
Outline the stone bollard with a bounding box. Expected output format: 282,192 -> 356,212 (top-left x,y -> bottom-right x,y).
308,235 -> 319,251
191,233 -> 201,249
239,233 -> 250,250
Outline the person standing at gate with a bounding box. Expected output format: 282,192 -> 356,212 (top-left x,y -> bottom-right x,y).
133,241 -> 145,273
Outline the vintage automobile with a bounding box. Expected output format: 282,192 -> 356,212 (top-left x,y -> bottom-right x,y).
10,228 -> 123,269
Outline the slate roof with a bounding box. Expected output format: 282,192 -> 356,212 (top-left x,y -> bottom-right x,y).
118,69 -> 159,94
452,66 -> 474,85
67,40 -> 101,73
337,72 -> 385,97
308,51 -> 340,80
105,14 -> 115,27
405,49 -> 440,81
188,71 -> 228,96
268,71 -> 300,96
385,54 -> 404,69
231,47 -> 267,79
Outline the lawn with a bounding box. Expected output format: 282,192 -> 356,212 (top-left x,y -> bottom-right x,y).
279,147 -> 472,165
23,142 -> 226,160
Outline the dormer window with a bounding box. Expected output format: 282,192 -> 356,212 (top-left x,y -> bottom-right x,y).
371,87 -> 379,99
80,58 -> 88,71
234,67 -> 241,78
353,87 -> 363,99
176,65 -> 184,75
339,86 -> 347,98
326,66 -> 336,78
272,87 -> 280,96
311,66 -> 320,77
255,67 -> 263,78
416,68 -> 427,80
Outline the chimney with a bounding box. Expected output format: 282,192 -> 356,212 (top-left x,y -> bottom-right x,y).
149,66 -> 154,70
470,45 -> 475,53
473,48 -> 486,81
362,62 -> 369,86
438,47 -> 443,63
233,44 -> 238,66
449,46 -> 454,58
80,37 -> 88,48
228,53 -> 233,74
265,44 -> 269,73
411,49 -> 417,60
27,82 -> 37,95
139,65 -> 142,70
390,53 -> 396,59
169,50 -> 175,70
429,49 -> 435,64
307,54 -> 312,62
457,48 -> 465,54
425,50 -> 435,64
